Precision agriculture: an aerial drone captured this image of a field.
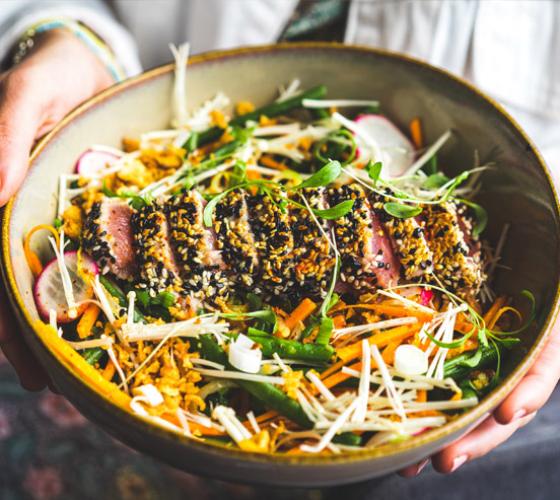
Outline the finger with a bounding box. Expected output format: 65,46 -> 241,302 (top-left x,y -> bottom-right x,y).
494,329 -> 560,425
398,458 -> 429,478
0,285 -> 49,391
0,69 -> 44,206
432,412 -> 536,473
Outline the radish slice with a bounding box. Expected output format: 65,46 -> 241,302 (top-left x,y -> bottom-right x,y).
394,345 -> 428,376
34,251 -> 99,323
354,114 -> 415,178
228,334 -> 262,374
75,148 -> 121,177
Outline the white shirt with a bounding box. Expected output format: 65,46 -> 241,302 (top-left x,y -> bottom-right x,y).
1,0 -> 558,184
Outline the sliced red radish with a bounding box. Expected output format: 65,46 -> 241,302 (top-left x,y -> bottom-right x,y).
75,148 -> 121,177
354,114 -> 415,178
420,288 -> 434,306
34,251 -> 99,323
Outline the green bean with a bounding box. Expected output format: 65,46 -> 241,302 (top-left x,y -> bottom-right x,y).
332,432 -> 362,447
83,347 -> 104,365
98,275 -> 145,323
198,335 -> 312,428
248,331 -> 334,363
443,344 -> 497,380
195,85 -> 327,147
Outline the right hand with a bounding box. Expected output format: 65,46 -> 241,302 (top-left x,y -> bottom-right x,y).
0,28 -> 115,389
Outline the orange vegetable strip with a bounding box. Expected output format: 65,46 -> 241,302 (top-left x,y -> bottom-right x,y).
255,410 -> 279,423
162,414 -> 226,436
409,117 -> 423,149
23,224 -> 60,277
332,303 -> 434,322
488,306 -> 522,331
337,324 -> 421,363
417,389 -> 427,403
321,361 -> 363,390
319,358 -> 347,380
285,298 -> 317,330
381,341 -> 399,365
332,315 -> 346,329
246,169 -> 261,181
102,360 -> 116,380
260,155 -> 288,171
77,304 -> 100,339
483,296 -> 507,324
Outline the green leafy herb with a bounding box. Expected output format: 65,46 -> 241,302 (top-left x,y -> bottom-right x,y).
295,160 -> 342,189
185,132 -> 199,152
423,172 -> 450,189
203,189 -> 234,227
221,309 -> 277,334
53,217 -> 63,229
460,199 -> 488,237
365,161 -> 383,185
425,328 -> 475,349
383,202 -> 423,218
312,200 -> 354,220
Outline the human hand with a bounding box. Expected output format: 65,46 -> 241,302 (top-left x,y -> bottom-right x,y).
400,322 -> 560,476
0,28 -> 115,390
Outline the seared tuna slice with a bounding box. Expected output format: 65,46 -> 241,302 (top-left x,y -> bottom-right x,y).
289,188 -> 336,297
421,201 -> 485,297
131,200 -> 182,295
83,198 -> 136,280
371,194 -> 433,280
247,192 -> 294,296
166,191 -> 230,302
213,190 -> 259,288
330,184 -> 400,290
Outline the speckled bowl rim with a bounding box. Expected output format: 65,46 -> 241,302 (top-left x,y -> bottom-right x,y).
2,42 -> 560,468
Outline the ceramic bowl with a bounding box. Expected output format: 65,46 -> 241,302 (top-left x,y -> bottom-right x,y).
2,43 -> 559,486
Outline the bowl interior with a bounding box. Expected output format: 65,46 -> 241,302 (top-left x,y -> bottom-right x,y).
3,44 -> 560,482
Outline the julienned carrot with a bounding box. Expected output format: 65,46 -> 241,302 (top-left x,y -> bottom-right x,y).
285,298 -> 317,330
332,303 -> 434,322
410,117 -> 423,149
260,155 -> 288,171
488,306 -> 521,331
255,410 -> 279,423
483,296 -> 507,324
337,324 -> 421,363
381,341 -> 399,364
332,315 -> 346,329
102,359 -> 116,380
23,224 -> 60,277
321,361 -> 363,391
246,169 -> 261,181
77,304 -> 100,339
417,390 -> 427,403
319,358 -> 346,380
162,414 -> 226,436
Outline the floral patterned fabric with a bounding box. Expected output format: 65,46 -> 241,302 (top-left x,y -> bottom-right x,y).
0,352 -> 321,500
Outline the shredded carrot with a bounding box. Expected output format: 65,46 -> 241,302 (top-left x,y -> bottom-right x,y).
381,341 -> 399,365
246,169 -> 261,181
321,361 -> 363,390
332,303 -> 433,322
162,414 -> 226,436
417,389 -> 427,403
285,298 -> 317,330
332,315 -> 346,329
409,117 -> 423,149
488,306 -> 522,331
23,224 -> 60,277
255,410 -> 279,424
337,324 -> 421,363
483,296 -> 507,324
260,155 -> 288,171
102,360 -> 116,380
319,358 -> 347,380
77,304 -> 100,339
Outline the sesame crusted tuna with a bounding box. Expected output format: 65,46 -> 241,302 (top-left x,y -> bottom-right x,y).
289,188 -> 336,297
131,200 -> 182,296
213,190 -> 259,289
371,193 -> 434,280
421,201 -> 485,297
330,184 -> 399,290
247,192 -> 295,296
166,191 -> 230,302
82,198 -> 136,280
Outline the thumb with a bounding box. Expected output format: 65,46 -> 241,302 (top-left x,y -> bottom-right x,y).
0,70 -> 43,206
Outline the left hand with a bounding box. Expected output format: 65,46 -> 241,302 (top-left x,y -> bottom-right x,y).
400,318 -> 560,476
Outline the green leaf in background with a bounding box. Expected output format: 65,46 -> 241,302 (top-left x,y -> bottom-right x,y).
296,160 -> 342,189
312,200 -> 354,220
383,202 -> 423,218
423,172 -> 450,189
460,199 -> 488,237
365,161 -> 383,185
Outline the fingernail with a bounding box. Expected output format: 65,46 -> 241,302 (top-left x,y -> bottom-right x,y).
416,459 -> 429,475
513,409 -> 527,421
450,454 -> 468,472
